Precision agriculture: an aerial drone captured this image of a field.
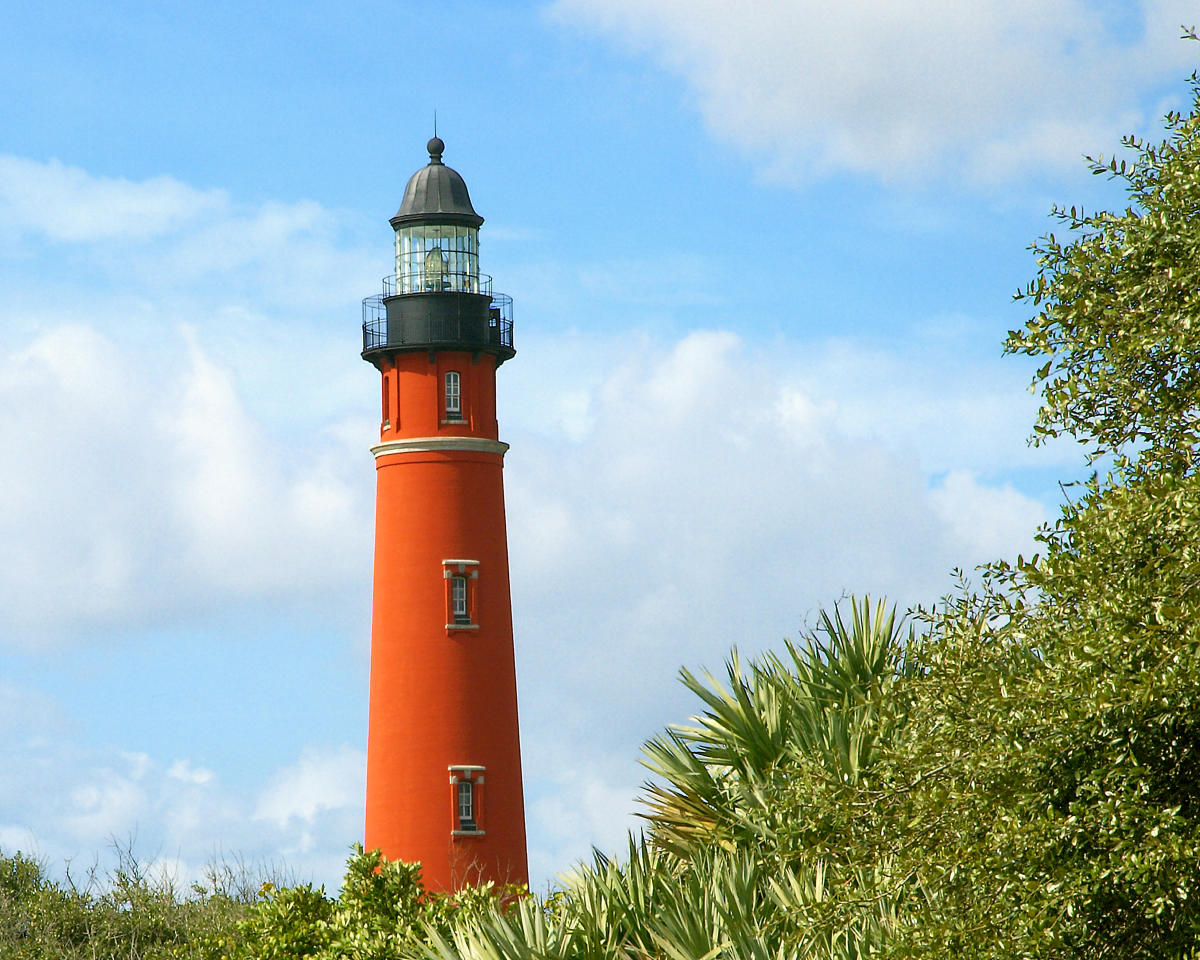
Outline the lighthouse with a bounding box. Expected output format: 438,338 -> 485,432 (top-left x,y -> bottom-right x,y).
360,137 -> 528,891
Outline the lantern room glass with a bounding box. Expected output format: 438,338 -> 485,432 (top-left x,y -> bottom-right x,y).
394,224 -> 480,293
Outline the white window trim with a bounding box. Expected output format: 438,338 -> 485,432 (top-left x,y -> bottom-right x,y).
448,765 -> 486,836
443,561 -> 480,630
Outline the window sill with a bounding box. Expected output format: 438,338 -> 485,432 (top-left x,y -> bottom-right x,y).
451,829 -> 486,837
446,623 -> 479,631
440,418 -> 466,425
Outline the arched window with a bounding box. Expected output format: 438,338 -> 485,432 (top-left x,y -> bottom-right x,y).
444,371 -> 462,420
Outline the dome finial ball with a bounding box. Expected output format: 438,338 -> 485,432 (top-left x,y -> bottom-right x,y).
427,136 -> 445,162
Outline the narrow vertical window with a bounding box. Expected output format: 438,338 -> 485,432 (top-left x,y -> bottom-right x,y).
449,765 -> 484,835
444,371 -> 461,420
457,780 -> 476,830
451,576 -> 469,624
381,373 -> 390,426
443,560 -> 479,631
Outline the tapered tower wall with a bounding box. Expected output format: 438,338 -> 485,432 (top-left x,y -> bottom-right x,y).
364,348 -> 528,891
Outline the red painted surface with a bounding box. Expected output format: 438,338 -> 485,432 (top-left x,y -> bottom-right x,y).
365,350 -> 529,891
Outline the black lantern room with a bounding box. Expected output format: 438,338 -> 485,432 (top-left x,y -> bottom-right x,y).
361,137 -> 514,366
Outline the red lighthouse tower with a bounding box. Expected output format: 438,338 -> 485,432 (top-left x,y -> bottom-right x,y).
360,137 -> 528,891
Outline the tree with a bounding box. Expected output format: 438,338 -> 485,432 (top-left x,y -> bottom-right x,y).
422,599 -> 908,960
871,56 -> 1200,956
226,846 -> 513,960
0,844 -> 256,959
1008,46 -> 1200,473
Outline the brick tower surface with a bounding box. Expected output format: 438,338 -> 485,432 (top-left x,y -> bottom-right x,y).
360,137 -> 527,891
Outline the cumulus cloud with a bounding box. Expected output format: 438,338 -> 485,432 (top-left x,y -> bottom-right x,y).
168,760 -> 215,785
785,332 -> 1065,476
0,154 -> 376,311
65,772 -> 149,841
0,737 -> 361,892
253,745 -> 366,830
525,755 -> 643,890
503,328 -> 1056,846
0,682 -> 63,737
0,825 -> 38,856
931,469 -> 1049,561
0,323 -> 373,644
549,0 -> 1196,183
0,319 -> 1051,880
0,156 -> 226,243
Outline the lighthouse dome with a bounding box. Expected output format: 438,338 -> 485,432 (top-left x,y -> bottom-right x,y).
390,137 -> 483,228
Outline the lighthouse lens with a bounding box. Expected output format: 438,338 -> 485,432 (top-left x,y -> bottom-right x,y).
395,225 -> 479,294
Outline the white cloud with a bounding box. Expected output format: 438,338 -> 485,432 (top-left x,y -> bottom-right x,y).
787,333 -> 1061,476
0,735 -> 361,892
0,152 -> 1075,893
253,745 -> 365,830
931,469 -> 1049,561
0,301 -> 1058,888
0,154 -> 376,312
0,155 -> 226,243
526,755 -> 643,890
549,0 -> 1196,183
168,760 -> 215,785
0,682 -> 63,736
162,328 -> 366,597
504,328 -> 1058,818
65,770 -> 148,841
0,322 -> 373,644
0,825 -> 38,855
501,327 -> 1060,882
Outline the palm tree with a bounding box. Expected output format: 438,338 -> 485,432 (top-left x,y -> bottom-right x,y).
422,598 -> 910,960
641,597 -> 908,859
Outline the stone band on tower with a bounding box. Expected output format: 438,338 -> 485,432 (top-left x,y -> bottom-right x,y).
361,137 -> 528,891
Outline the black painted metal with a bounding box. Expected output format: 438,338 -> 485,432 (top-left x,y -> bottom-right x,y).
390,139 -> 483,229
362,139 -> 515,366
361,290 -> 514,364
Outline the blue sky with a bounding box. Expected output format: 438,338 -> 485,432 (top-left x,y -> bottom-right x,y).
0,0 -> 1195,892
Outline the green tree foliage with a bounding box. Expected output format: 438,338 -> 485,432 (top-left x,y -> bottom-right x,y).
0,845 -> 255,959
822,60 -> 1200,956
1009,66 -> 1200,470
425,600 -> 908,960
0,844 -> 511,959
229,846 -> 511,960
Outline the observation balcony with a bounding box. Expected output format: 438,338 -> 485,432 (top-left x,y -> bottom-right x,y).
361,270 -> 514,366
